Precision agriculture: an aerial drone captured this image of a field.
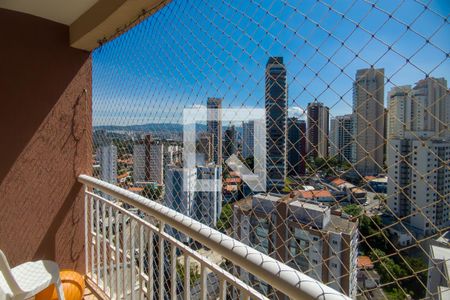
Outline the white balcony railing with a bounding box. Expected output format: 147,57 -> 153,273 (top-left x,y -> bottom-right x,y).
79,174 -> 350,300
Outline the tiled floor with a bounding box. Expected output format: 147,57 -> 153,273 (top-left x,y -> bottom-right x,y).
84,287 -> 100,300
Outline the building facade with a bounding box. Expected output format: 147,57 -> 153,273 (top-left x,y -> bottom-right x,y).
387,85 -> 412,139
426,232 -> 450,300
198,132 -> 213,163
164,164 -> 223,242
148,139 -> 164,185
387,77 -> 450,237
207,97 -> 223,165
352,68 -> 385,176
265,57 -> 287,192
287,117 -> 306,177
224,124 -> 237,161
330,114 -> 353,163
242,121 -> 255,159
412,77 -> 450,139
133,143 -> 146,183
307,102 -> 329,158
192,166 -> 223,227
387,138 -> 450,237
233,194 -> 358,298
97,144 -> 117,184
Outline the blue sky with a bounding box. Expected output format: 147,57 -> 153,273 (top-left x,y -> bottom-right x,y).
92,0 -> 449,126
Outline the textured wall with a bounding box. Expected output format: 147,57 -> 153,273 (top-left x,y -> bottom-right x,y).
0,8 -> 92,272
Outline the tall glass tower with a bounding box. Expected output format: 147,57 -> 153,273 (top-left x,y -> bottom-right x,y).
265,57 -> 287,193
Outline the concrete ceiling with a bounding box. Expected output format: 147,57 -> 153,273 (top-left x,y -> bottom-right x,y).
1,0 -> 171,51
0,0 -> 98,25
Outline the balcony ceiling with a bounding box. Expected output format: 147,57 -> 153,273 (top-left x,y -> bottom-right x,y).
0,0 -> 98,25
1,0 -> 171,51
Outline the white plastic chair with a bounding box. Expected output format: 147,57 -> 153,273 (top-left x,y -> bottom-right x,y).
0,250 -> 65,300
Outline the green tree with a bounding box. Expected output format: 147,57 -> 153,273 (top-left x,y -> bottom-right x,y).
143,184 -> 162,201
244,156 -> 254,171
342,204 -> 362,217
217,203 -> 233,232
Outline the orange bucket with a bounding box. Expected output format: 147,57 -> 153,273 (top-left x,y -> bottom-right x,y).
36,270 -> 85,300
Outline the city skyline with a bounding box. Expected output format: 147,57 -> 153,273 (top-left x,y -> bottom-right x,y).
92,0 -> 450,126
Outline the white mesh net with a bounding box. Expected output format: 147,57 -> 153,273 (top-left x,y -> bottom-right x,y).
90,0 -> 450,299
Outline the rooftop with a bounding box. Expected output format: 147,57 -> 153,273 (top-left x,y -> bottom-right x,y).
357,256 -> 374,269
325,214 -> 358,235
294,190 -> 333,199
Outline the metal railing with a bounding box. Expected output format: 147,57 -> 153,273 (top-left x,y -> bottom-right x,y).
80,174 -> 349,300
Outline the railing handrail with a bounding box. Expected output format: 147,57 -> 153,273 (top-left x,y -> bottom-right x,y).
78,174 -> 350,300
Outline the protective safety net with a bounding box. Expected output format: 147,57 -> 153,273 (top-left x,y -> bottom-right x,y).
91,0 -> 450,299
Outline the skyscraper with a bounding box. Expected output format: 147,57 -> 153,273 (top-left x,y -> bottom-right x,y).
133,135 -> 178,185
387,86 -> 412,139
287,117 -> 306,177
330,114 -> 353,163
192,165 -> 223,227
148,139 -> 164,185
412,78 -> 449,138
242,121 -> 255,159
133,143 -> 146,183
97,144 -> 117,184
387,77 -> 450,237
207,97 -> 223,165
164,165 -> 195,243
387,138 -> 450,237
352,68 -> 385,176
198,132 -> 213,163
306,102 -> 329,158
265,57 -> 287,192
164,164 -> 222,241
224,124 -> 237,161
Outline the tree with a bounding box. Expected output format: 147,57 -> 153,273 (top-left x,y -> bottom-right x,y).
359,215 -> 393,255
217,203 -> 233,233
244,156 -> 254,171
143,184 -> 162,201
342,204 -> 362,217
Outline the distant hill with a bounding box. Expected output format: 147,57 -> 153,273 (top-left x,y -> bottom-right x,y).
94,123 -> 243,133
94,123 -> 208,133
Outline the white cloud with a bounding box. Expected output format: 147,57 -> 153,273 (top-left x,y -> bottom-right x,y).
288,106 -> 306,120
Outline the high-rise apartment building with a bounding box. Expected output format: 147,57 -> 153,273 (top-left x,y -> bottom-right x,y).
97,144 -> 117,184
388,78 -> 449,139
192,165 -> 222,227
233,193 -> 358,298
265,57 -> 287,192
287,117 -> 306,176
164,164 -> 222,241
198,132 -> 213,163
242,121 -> 255,159
148,139 -> 164,185
387,77 -> 450,237
352,68 -> 385,176
164,165 -> 195,243
133,135 -> 180,185
413,77 -> 450,138
133,135 -> 152,183
306,102 -> 329,158
224,124 -> 237,161
387,85 -> 412,139
387,138 -> 450,237
133,143 -> 146,183
330,114 -> 353,163
207,97 -> 223,165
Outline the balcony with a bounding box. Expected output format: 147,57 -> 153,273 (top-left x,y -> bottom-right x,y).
1,1 -> 449,300
79,174 -> 349,300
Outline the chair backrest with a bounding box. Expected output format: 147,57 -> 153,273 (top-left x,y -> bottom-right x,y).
0,250 -> 22,295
